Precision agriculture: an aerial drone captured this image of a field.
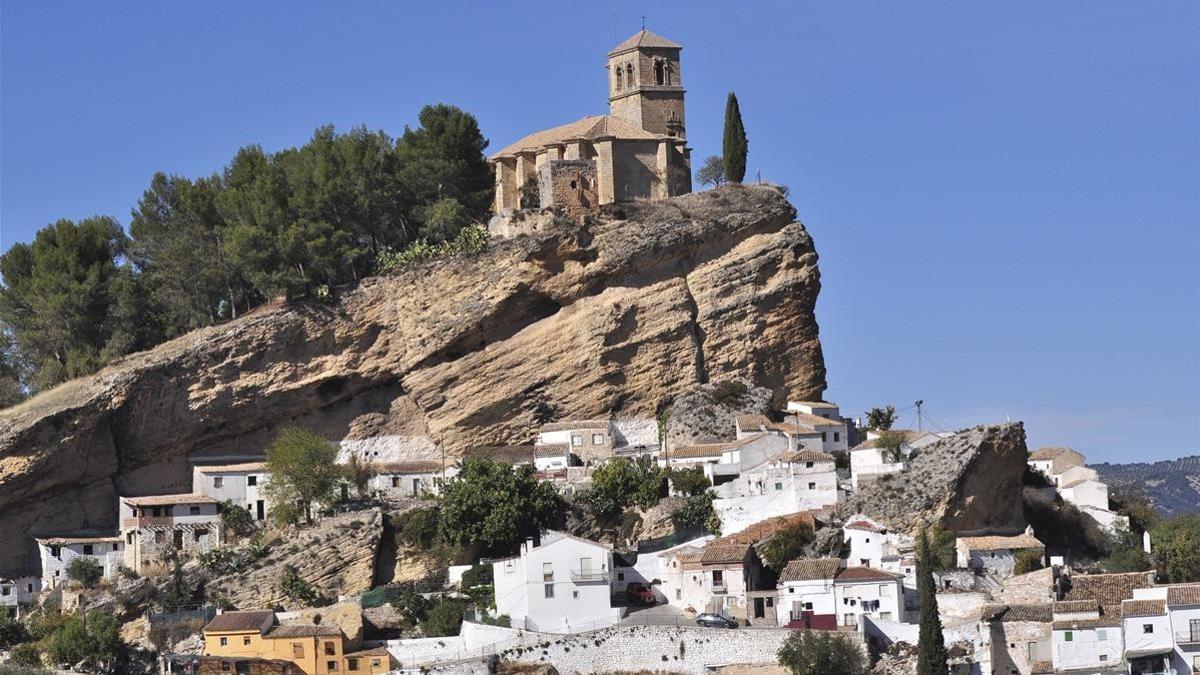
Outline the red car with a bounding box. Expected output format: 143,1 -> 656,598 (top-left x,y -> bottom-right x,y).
625,582 -> 656,605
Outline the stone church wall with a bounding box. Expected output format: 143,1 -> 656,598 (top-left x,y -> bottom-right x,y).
538,159 -> 599,220
612,140 -> 662,201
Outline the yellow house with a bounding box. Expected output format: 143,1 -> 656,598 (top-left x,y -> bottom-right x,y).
202,610 -> 391,674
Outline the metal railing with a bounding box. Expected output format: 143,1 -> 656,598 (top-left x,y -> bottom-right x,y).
569,570 -> 610,583
712,581 -> 727,594
1176,631 -> 1200,646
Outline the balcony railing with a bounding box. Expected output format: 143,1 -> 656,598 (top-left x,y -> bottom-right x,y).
569,570 -> 610,583
122,516 -> 173,529
1177,631 -> 1200,646
712,581 -> 727,594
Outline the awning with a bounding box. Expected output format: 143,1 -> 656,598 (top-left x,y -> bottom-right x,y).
1125,646 -> 1173,659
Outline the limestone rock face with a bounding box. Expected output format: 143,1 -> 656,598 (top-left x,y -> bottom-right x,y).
830,423 -> 1030,538
0,184 -> 826,573
202,509 -> 383,611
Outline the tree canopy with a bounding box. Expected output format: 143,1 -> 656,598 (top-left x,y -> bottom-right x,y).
1151,513 -> 1200,583
263,426 -> 345,524
437,457 -> 565,557
777,629 -> 867,675
722,93 -> 748,183
0,105 -> 492,399
865,405 -> 897,431
584,456 -> 667,522
696,155 -> 726,188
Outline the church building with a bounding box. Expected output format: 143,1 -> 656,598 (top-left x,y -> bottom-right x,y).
490,30 -> 693,217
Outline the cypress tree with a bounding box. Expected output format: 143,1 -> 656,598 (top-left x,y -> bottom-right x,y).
916,527 -> 950,675
722,92 -> 748,183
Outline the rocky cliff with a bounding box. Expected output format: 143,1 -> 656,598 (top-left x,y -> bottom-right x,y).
0,184 -> 826,573
826,423 -> 1031,540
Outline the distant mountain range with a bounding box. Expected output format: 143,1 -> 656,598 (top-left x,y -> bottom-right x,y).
1093,455 -> 1200,517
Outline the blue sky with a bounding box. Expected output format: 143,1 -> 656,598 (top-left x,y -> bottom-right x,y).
2,2 -> 1197,463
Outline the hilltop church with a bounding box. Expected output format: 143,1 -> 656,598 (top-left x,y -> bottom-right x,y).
490,30 -> 693,216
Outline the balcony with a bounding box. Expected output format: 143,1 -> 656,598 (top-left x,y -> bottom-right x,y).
712,581 -> 727,594
122,516 -> 173,529
569,570 -> 610,583
1177,631 -> 1200,647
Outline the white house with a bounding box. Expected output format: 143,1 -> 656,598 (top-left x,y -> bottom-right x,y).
776,558 -> 843,629
193,461 -> 271,522
538,420 -> 613,463
1166,584 -> 1200,675
1121,595 -> 1173,674
782,402 -> 848,454
776,558 -> 903,629
1026,446 -> 1086,482
1054,464 -> 1099,490
532,444 -> 572,472
842,516 -> 901,568
713,449 -> 838,507
34,534 -> 124,590
120,493 -> 222,575
490,531 -> 623,632
0,575 -> 40,607
955,532 -> 1045,578
849,430 -> 918,490
368,460 -> 458,498
1059,477 -> 1109,511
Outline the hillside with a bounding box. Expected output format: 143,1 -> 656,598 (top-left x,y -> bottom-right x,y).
0,184 -> 827,574
1093,454 -> 1200,517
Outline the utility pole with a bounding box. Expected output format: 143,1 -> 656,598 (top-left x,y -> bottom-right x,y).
915,400 -> 924,433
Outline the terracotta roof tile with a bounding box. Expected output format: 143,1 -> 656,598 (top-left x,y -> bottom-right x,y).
267,624 -> 343,638
735,414 -> 769,430
373,460 -> 443,474
787,413 -> 845,429
780,558 -> 842,582
843,519 -> 886,534
1053,600 -> 1101,614
36,534 -> 122,546
981,603 -> 1053,623
1062,571 -> 1154,606
836,566 -> 904,582
1167,584 -> 1200,606
1051,617 -> 1121,629
608,29 -> 682,55
204,610 -> 275,633
782,449 -> 835,464
491,116 -> 667,159
539,420 -> 611,433
957,533 -> 1044,551
194,462 -> 267,473
699,543 -> 751,565
1028,446 -> 1083,461
466,446 -> 536,463
122,493 -> 218,507
1121,599 -> 1166,617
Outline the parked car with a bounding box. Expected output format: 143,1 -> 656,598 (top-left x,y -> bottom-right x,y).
696,613 -> 738,628
625,582 -> 657,605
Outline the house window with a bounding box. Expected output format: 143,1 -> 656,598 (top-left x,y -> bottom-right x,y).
543,562 -> 553,581
571,435 -> 583,446
808,482 -> 816,490
544,584 -> 554,598
213,477 -> 223,488
617,572 -> 625,581
220,637 -> 228,646
126,533 -> 134,544
805,461 -> 814,468
676,589 -> 681,600
712,570 -> 724,585
371,660 -> 381,668
1143,623 -> 1153,634
821,433 -> 828,442
247,475 -> 257,486
327,661 -> 337,671
325,642 -> 336,655
504,560 -> 514,574
391,476 -> 400,488
190,506 -> 200,515
1096,629 -> 1107,641
775,482 -> 783,491
50,545 -> 61,558
1099,654 -> 1108,661
592,434 -> 604,445
803,602 -> 813,610
155,531 -> 165,544
572,590 -> 579,599
292,643 -> 304,658
221,662 -> 230,672
1063,631 -> 1073,642
348,658 -> 359,671
1,587 -> 9,596
834,432 -> 840,442
83,544 -> 94,555
243,637 -> 251,646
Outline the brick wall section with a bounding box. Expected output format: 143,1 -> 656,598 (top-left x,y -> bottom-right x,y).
538,160 -> 599,221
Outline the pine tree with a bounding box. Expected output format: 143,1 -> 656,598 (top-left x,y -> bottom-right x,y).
916,527 -> 950,675
722,92 -> 748,183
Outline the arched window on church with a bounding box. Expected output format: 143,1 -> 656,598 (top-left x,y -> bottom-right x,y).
614,68 -> 622,92
626,63 -> 634,88
664,62 -> 674,86
654,59 -> 665,86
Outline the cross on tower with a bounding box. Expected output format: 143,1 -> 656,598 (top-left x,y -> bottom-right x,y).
641,15 -> 646,30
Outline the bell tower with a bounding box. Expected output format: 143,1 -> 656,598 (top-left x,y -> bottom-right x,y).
606,30 -> 686,139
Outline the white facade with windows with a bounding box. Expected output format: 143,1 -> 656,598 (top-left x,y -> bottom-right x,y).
491,531 -> 623,632
35,535 -> 124,590
119,494 -> 222,575
193,461 -> 272,522
1050,621 -> 1124,672
367,462 -> 458,498
0,576 -> 40,607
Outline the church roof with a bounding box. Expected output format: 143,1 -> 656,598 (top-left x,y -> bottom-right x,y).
490,115 -> 668,159
608,29 -> 682,56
